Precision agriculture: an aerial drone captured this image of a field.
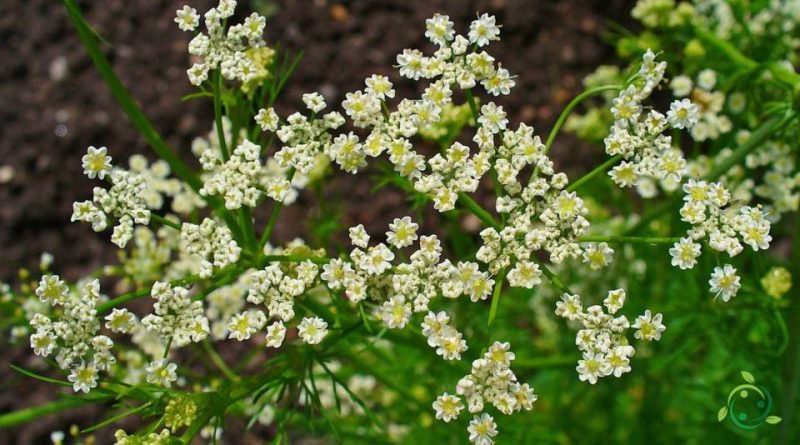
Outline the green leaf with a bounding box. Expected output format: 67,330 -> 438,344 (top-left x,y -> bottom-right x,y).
717,406 -> 728,422
766,415 -> 782,424
741,371 -> 755,383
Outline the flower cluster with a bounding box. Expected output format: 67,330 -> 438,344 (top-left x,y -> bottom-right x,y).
605,50 -> 696,197
199,139 -> 262,210
140,281 -> 209,349
72,147 -> 151,248
176,1 -> 270,86
180,218 -> 241,278
31,277 -> 113,393
433,342 -> 537,445
669,69 -> 732,142
555,289 -> 664,383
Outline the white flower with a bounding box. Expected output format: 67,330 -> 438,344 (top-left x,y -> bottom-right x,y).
365,74 -> 395,100
468,13 -> 500,47
302,92 -> 326,113
603,289 -> 626,314
467,413 -> 498,445
669,237 -> 701,269
174,5 -> 200,31
298,316 -> 328,345
30,331 -> 56,357
348,224 -> 370,248
506,260 -> 542,288
697,69 -> 717,90
669,75 -> 693,97
667,99 -> 699,129
632,310 -> 666,341
709,264 -> 741,302
576,352 -> 610,384
425,13 -> 455,45
256,108 -> 280,131
265,321 -> 286,348
146,359 -> 178,388
477,102 -> 507,134
68,363 -> 98,393
104,308 -> 137,333
432,393 -> 463,422
582,242 -> 614,270
387,216 -> 419,248
609,161 -> 637,187
82,146 -> 112,180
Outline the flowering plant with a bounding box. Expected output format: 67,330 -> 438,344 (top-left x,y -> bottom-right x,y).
1,1 -> 797,444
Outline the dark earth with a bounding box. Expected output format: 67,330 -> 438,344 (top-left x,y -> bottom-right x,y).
0,0 -> 633,443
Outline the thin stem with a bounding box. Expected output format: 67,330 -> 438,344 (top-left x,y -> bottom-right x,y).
203,339 -> 241,383
487,268 -> 507,327
530,84 -> 621,183
149,213 -> 182,231
260,254 -> 331,266
464,89 -> 480,126
544,85 -> 621,155
578,235 -> 679,244
213,70 -> 229,162
534,259 -> 572,294
566,154 -> 623,192
0,397 -> 102,429
458,193 -> 499,229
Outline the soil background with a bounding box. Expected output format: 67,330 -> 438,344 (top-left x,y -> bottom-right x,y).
0,0 -> 633,443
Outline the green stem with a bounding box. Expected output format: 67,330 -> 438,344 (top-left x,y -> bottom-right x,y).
0,397 -> 104,429
578,235 -> 679,244
457,193 -> 499,229
149,213 -> 182,231
239,207 -> 257,256
566,154 -> 623,192
534,259 -> 572,294
487,268 -> 507,327
259,254 -> 331,266
213,70 -> 229,162
464,89 -> 480,126
530,84 -> 621,182
203,339 -> 241,383
544,85 -> 621,155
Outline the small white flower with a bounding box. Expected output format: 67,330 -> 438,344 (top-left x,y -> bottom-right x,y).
667,98 -> 699,129
265,321 -> 286,348
174,5 -> 200,32
82,146 -> 113,180
387,216 -> 419,249
669,237 -> 701,270
68,363 -> 98,393
432,393 -> 463,422
709,264 -> 741,302
104,308 -> 137,333
468,13 -> 501,47
302,92 -> 326,113
632,310 -> 666,341
506,260 -> 542,288
298,316 -> 328,345
146,359 -> 178,388
467,413 -> 498,445
256,108 -> 280,132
